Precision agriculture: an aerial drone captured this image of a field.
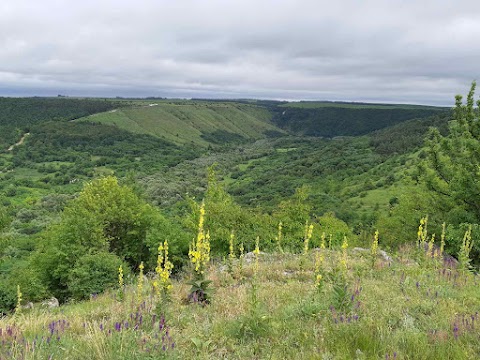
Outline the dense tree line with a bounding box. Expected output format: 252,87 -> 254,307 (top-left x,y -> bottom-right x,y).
369,112 -> 450,155
270,106 -> 447,138
0,97 -> 119,148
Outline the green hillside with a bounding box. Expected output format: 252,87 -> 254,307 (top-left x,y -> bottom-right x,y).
0,97 -> 118,149
269,103 -> 448,137
80,101 -> 284,146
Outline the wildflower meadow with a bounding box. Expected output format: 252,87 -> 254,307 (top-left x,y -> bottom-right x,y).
1,209 -> 479,360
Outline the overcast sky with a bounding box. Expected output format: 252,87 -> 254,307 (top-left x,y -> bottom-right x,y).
1,0 -> 480,105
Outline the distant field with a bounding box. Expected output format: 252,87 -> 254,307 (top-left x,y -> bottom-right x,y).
79,101 -> 284,146
280,101 -> 448,110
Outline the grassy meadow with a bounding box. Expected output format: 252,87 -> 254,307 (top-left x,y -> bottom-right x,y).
79,102 -> 281,146
1,236 -> 479,360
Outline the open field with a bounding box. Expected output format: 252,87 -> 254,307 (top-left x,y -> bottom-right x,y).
2,246 -> 479,360
79,102 -> 283,146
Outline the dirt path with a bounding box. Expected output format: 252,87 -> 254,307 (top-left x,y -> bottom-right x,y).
7,132 -> 30,151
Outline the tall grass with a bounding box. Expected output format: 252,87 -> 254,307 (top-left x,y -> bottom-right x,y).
1,229 -> 479,359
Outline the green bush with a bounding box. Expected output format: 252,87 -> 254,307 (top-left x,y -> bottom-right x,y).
68,253 -> 126,300
0,281 -> 16,315
316,211 -> 357,248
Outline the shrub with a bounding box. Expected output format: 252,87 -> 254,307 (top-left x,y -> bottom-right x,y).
68,252 -> 127,300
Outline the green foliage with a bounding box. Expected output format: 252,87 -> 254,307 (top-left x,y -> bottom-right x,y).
0,205 -> 10,232
68,252 -> 127,300
34,176 -> 173,301
317,211 -> 356,248
188,165 -> 273,254
10,121 -> 193,178
424,82 -> 480,222
370,112 -> 450,155
0,282 -> 15,315
0,97 -> 118,148
73,176 -> 155,266
376,187 -> 443,249
273,185 -> 312,251
457,226 -> 474,272
271,104 -> 446,137
420,82 -> 480,264
186,279 -> 213,305
0,258 -> 48,313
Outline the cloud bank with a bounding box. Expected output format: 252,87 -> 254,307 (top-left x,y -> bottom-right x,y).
1,0 -> 480,104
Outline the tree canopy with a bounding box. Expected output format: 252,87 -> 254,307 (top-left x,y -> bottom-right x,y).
424,81 -> 480,222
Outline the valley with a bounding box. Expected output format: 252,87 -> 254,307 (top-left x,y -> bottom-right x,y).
0,94 -> 479,359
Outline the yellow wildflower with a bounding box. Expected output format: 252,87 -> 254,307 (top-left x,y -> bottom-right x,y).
155,240 -> 174,297
229,230 -> 236,259
340,236 -> 348,272
137,261 -> 144,303
189,201 -> 210,276
118,265 -> 124,288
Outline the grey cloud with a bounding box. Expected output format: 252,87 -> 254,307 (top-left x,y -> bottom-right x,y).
1,0 -> 480,104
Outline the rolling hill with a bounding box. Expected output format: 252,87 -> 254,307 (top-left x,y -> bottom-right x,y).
79,101 -> 285,146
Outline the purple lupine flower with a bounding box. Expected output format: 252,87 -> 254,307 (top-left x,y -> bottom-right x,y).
453,323 -> 459,340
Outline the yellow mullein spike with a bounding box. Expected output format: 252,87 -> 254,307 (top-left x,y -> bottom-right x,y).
190,201 -> 210,277
428,234 -> 435,259
229,230 -> 236,259
315,274 -> 322,289
118,265 -> 124,288
371,230 -> 379,262
253,236 -> 260,274
137,262 -> 144,303
341,236 -> 348,272
320,232 -> 326,250
276,222 -> 283,253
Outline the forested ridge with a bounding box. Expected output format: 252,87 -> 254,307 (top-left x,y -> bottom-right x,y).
0,97 -> 119,149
